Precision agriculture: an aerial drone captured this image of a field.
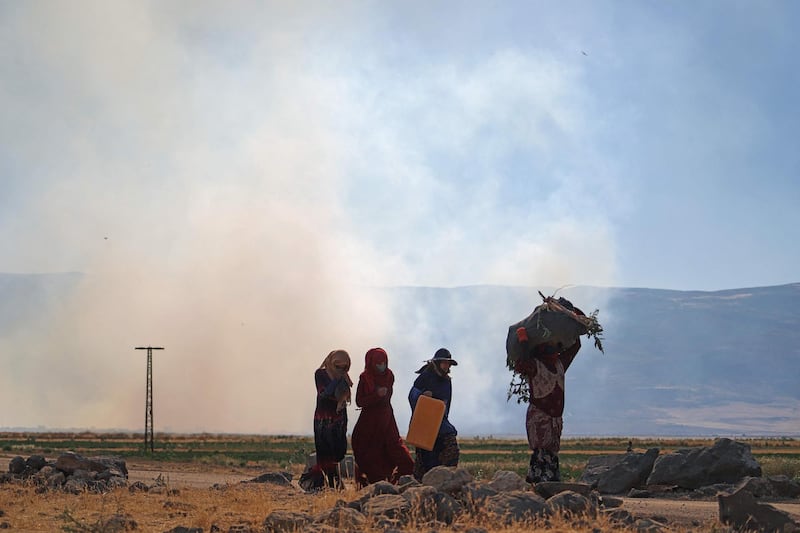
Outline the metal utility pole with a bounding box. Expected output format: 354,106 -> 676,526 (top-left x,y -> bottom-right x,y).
135,346 -> 164,453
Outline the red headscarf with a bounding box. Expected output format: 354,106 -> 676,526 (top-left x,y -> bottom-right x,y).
360,347 -> 394,393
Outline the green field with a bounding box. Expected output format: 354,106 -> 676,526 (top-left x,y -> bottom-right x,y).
2,432 -> 799,481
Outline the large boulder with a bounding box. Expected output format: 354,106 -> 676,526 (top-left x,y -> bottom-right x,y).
646,438 -> 761,489
597,448 -> 659,494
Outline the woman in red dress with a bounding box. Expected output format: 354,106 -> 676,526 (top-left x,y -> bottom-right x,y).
351,347 -> 414,487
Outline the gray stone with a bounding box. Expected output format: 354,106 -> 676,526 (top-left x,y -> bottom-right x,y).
579,454 -> 625,486
487,470 -> 528,492
646,438 -> 761,489
396,475 -> 421,493
402,484 -> 437,506
485,490 -> 549,524
368,480 -> 400,496
719,486 -> 800,532
246,472 -> 292,486
461,481 -> 499,509
361,494 -> 411,520
602,507 -> 636,525
63,478 -> 87,494
100,513 -> 137,531
634,517 -> 667,533
263,510 -> 312,532
737,475 -> 800,499
403,488 -> 461,525
547,490 -> 595,517
129,481 -> 149,493
533,481 -> 593,499
315,506 -> 366,530
8,456 -> 25,475
597,448 -> 659,494
420,466 -> 473,494
25,455 -> 47,471
601,495 -> 624,508
70,469 -> 95,481
47,471 -> 66,488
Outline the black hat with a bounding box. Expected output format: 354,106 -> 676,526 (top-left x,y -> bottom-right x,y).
428,348 -> 458,365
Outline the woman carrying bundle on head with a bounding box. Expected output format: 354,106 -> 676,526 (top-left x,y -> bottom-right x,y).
351,347 -> 414,488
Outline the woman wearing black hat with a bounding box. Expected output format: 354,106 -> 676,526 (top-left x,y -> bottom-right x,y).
408,348 -> 459,480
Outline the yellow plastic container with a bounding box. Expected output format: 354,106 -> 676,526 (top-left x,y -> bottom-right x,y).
406,395 -> 446,451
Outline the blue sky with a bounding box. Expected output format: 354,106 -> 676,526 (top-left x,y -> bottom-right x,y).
1,2 -> 798,433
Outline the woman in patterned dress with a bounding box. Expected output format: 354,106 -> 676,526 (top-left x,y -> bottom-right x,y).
303,349 -> 352,490
513,335 -> 581,483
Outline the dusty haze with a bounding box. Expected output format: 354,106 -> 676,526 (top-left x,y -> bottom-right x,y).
0,2 -> 617,433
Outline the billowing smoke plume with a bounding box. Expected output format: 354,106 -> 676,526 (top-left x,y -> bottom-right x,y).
0,3 -> 617,433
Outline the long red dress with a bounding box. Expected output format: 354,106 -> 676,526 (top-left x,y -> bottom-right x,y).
351,348 -> 414,487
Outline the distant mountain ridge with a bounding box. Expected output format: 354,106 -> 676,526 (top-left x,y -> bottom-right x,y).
384,282 -> 800,436
2,273 -> 798,436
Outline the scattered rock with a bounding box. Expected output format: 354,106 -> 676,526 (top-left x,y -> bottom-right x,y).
600,495 -> 624,508
533,481 -> 593,499
736,475 -> 800,499
263,510 -> 311,532
462,481 -> 499,508
7,457 -> 25,475
547,490 -> 595,517
718,485 -> 800,532
246,472 -> 292,486
315,506 -> 367,529
421,466 -> 474,495
100,513 -> 137,531
487,470 -> 528,492
360,494 -> 410,521
485,490 -> 549,524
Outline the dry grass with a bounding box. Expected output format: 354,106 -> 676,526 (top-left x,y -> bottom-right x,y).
1,480 -> 656,533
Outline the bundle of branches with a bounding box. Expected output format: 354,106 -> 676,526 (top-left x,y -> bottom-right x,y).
506,291 -> 604,403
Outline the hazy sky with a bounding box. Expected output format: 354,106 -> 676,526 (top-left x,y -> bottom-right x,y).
1,1 -> 798,434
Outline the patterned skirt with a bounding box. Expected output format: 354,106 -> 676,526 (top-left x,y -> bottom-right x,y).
525,406 -> 563,483
413,433 -> 459,481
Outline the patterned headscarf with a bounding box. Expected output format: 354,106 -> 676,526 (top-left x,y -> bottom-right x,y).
359,347 -> 394,394
320,349 -> 352,412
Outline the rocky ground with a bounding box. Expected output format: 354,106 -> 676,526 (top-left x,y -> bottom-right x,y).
125,461 -> 800,528
0,446 -> 800,530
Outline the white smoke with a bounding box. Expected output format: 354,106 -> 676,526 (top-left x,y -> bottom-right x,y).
0,2 -> 618,433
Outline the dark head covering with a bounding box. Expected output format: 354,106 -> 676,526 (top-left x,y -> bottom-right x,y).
416,347 -> 458,374
430,348 -> 457,365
